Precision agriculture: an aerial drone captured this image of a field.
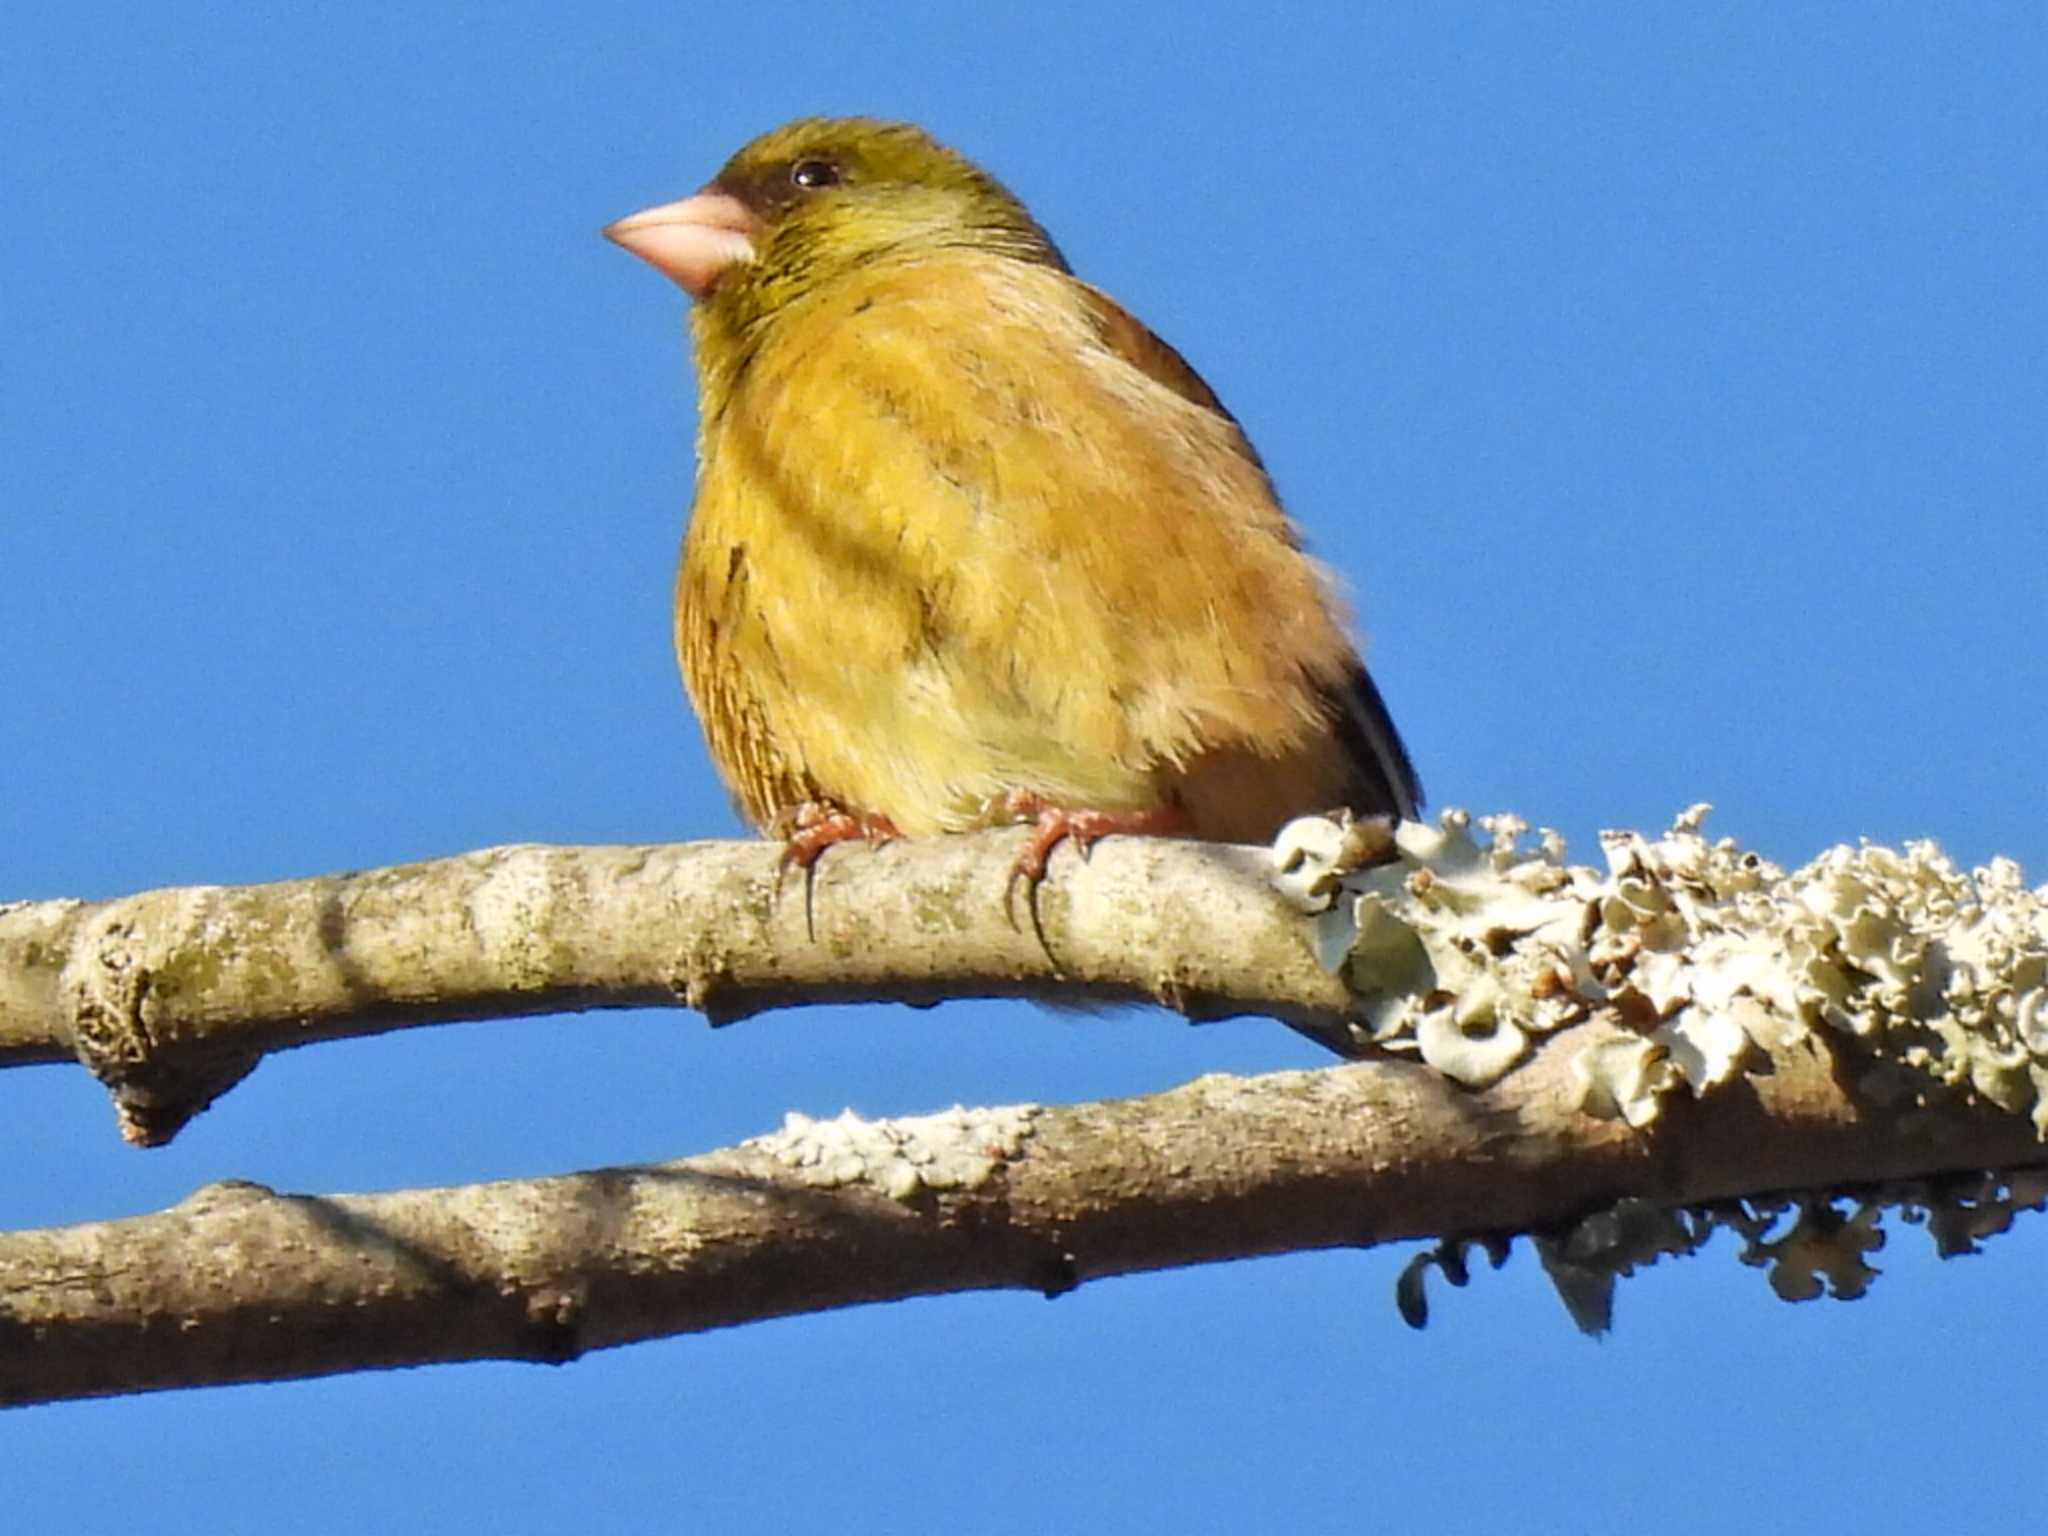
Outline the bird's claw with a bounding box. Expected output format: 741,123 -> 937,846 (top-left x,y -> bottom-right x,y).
772,803 -> 900,938
995,794 -> 1191,944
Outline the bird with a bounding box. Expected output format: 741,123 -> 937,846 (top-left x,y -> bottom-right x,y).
605,116 -> 1419,879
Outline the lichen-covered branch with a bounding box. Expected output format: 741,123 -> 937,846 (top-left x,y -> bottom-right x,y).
1278,807 -> 2048,1138
7,808 -> 2048,1155
0,833 -> 1354,1144
5,1026 -> 2043,1409
7,810 -> 2048,1401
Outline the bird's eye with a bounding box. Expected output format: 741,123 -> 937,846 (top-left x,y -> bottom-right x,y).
790,159 -> 841,189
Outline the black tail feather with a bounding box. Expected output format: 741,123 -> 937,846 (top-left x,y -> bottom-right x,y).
1329,662 -> 1422,820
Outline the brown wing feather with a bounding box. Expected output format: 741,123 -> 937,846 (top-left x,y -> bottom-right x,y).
1077,286 -> 1246,432
1080,284 -> 1422,823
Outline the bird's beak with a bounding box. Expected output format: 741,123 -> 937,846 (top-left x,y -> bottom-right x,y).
603,190 -> 761,300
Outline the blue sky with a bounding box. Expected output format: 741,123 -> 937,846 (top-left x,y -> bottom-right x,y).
4,4 -> 2044,1531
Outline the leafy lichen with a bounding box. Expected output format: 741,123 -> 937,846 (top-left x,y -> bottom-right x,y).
1398,1172 -> 2048,1333
1288,809 -> 2048,1328
1275,805 -> 2048,1131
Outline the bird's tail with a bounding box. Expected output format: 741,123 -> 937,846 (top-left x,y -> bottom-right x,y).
1328,662 -> 1422,820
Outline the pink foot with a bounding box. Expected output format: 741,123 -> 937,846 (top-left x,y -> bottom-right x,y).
993,790 -> 1191,884
774,802 -> 902,870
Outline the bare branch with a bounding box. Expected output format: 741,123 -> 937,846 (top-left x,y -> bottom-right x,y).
0,834 -> 1355,1144
5,1025 -> 2042,1408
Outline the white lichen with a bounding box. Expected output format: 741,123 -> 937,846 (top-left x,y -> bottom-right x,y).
746,1103 -> 1041,1202
1274,809 -> 1600,1086
1405,1172 -> 2048,1334
1276,805 -> 2048,1131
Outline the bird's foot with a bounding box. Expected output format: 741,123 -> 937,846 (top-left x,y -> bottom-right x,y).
992,790 -> 1191,885
991,792 -> 1190,952
774,802 -> 902,870
772,802 -> 901,941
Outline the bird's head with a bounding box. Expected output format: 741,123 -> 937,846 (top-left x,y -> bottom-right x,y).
605,117 -> 1065,333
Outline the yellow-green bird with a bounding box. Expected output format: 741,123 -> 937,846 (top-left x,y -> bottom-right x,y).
606,117 -> 1419,874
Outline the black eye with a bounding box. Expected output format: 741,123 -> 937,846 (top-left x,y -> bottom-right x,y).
790,158 -> 841,189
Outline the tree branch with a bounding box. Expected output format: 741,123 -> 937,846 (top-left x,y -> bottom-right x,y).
9,812 -> 2048,1403
1,834 -> 1354,1144
5,1025 -> 2042,1408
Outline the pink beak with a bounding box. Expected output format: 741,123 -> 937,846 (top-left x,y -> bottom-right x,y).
603,190 -> 760,300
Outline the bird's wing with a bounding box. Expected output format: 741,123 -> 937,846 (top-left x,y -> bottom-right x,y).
1077,283 -> 1422,819
1073,285 -> 1249,441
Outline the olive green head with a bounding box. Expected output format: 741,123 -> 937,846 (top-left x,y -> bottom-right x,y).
701,117 -> 1067,331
